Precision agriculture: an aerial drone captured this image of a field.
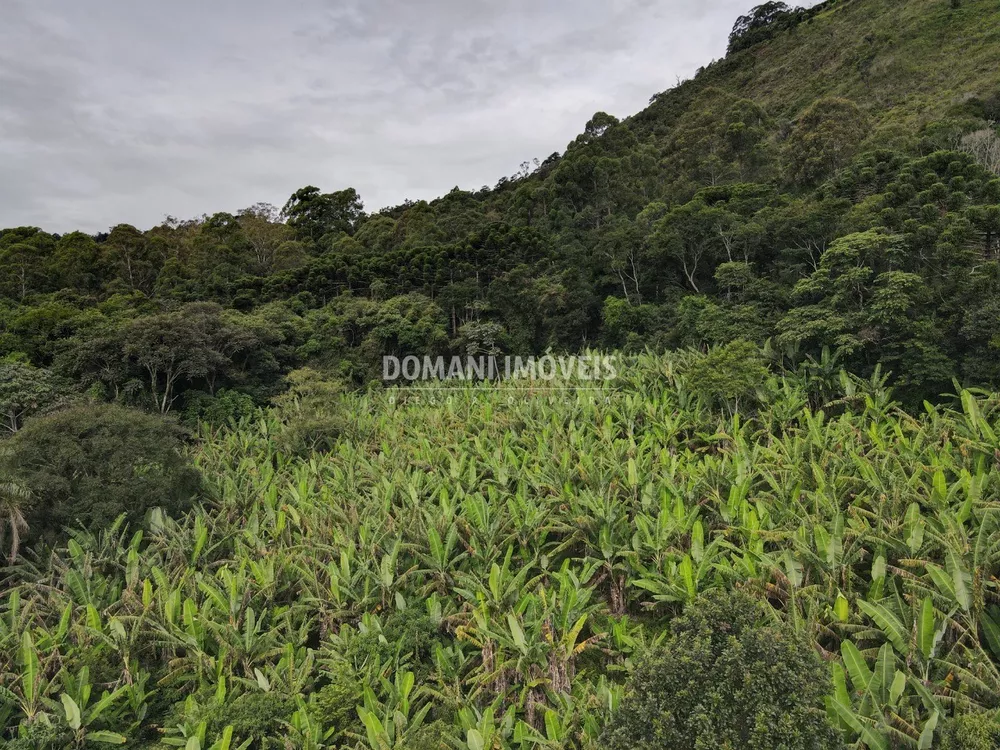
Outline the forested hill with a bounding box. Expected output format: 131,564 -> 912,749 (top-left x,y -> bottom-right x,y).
2,0 -> 1000,419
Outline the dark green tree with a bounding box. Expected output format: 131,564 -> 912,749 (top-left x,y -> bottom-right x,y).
602,589 -> 842,750
5,404 -> 200,542
282,186 -> 365,243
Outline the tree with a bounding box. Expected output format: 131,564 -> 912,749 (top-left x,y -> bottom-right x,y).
5,404 -> 200,543
959,129 -> 1000,176
102,224 -> 161,294
0,361 -> 70,434
583,111 -> 620,141
236,203 -> 301,275
778,231 -> 952,398
728,2 -> 801,55
787,98 -> 869,185
0,243 -> 46,300
282,186 -> 365,243
602,589 -> 842,750
684,338 -> 770,413
653,199 -> 729,293
0,464 -> 30,562
52,232 -> 102,292
122,311 -> 219,413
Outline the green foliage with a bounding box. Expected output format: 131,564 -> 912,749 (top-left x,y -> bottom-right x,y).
683,338 -> 770,412
937,712 -> 1000,749
728,2 -> 805,55
2,353 -> 999,747
272,368 -> 347,455
4,403 -> 200,542
282,186 -> 364,243
313,672 -> 365,739
205,692 -> 296,747
0,360 -> 71,434
603,589 -> 842,750
787,98 -> 870,185
0,3 -> 995,411
4,1 -> 1000,744
183,389 -> 259,428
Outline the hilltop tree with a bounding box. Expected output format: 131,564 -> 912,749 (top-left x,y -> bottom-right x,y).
728,2 -> 802,55
102,223 -> 162,294
282,186 -> 365,243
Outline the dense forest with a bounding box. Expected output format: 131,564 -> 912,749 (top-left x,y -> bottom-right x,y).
3,0 -> 1000,747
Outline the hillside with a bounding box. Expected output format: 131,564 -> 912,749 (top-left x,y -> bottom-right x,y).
5,2 -> 1000,747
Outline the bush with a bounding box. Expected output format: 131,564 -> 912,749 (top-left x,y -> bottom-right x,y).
273,368 -> 347,455
206,692 -> 296,747
183,388 -> 259,427
684,338 -> 769,412
313,671 -> 364,739
937,712 -> 1000,750
6,403 -> 200,544
602,589 -> 842,750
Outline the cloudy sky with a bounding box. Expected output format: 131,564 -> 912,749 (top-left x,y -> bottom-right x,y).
3,0 -> 769,233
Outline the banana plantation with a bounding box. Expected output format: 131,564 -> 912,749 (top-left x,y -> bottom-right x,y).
3,351 -> 1000,748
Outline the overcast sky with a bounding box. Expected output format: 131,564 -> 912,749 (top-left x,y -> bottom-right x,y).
2,0 -> 772,234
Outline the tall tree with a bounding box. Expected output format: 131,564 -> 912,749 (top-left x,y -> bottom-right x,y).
282,186 -> 365,243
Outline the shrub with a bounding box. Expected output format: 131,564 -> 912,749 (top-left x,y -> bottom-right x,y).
5,403 -> 200,544
684,338 -> 769,413
273,368 -> 347,455
206,692 -> 296,747
183,388 -> 259,427
313,671 -> 364,739
602,589 -> 843,750
937,712 -> 1000,750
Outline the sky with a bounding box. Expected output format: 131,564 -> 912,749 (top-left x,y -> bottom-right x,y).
2,0 -> 773,234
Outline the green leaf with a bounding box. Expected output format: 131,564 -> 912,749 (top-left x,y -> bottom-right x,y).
544,709 -> 560,741
946,550 -> 971,612
61,693 -> 82,731
679,554 -> 695,600
208,726 -> 233,750
981,609 -> 1000,661
834,593 -> 849,622
253,668 -> 270,692
889,670 -> 906,706
917,596 -> 935,660
827,695 -> 863,733
857,599 -> 907,654
507,614 -> 527,653
918,710 -> 939,750
20,631 -> 38,708
860,724 -> 889,750
873,643 -> 894,701
841,640 -> 873,693
467,729 -> 485,750
832,663 -> 850,707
